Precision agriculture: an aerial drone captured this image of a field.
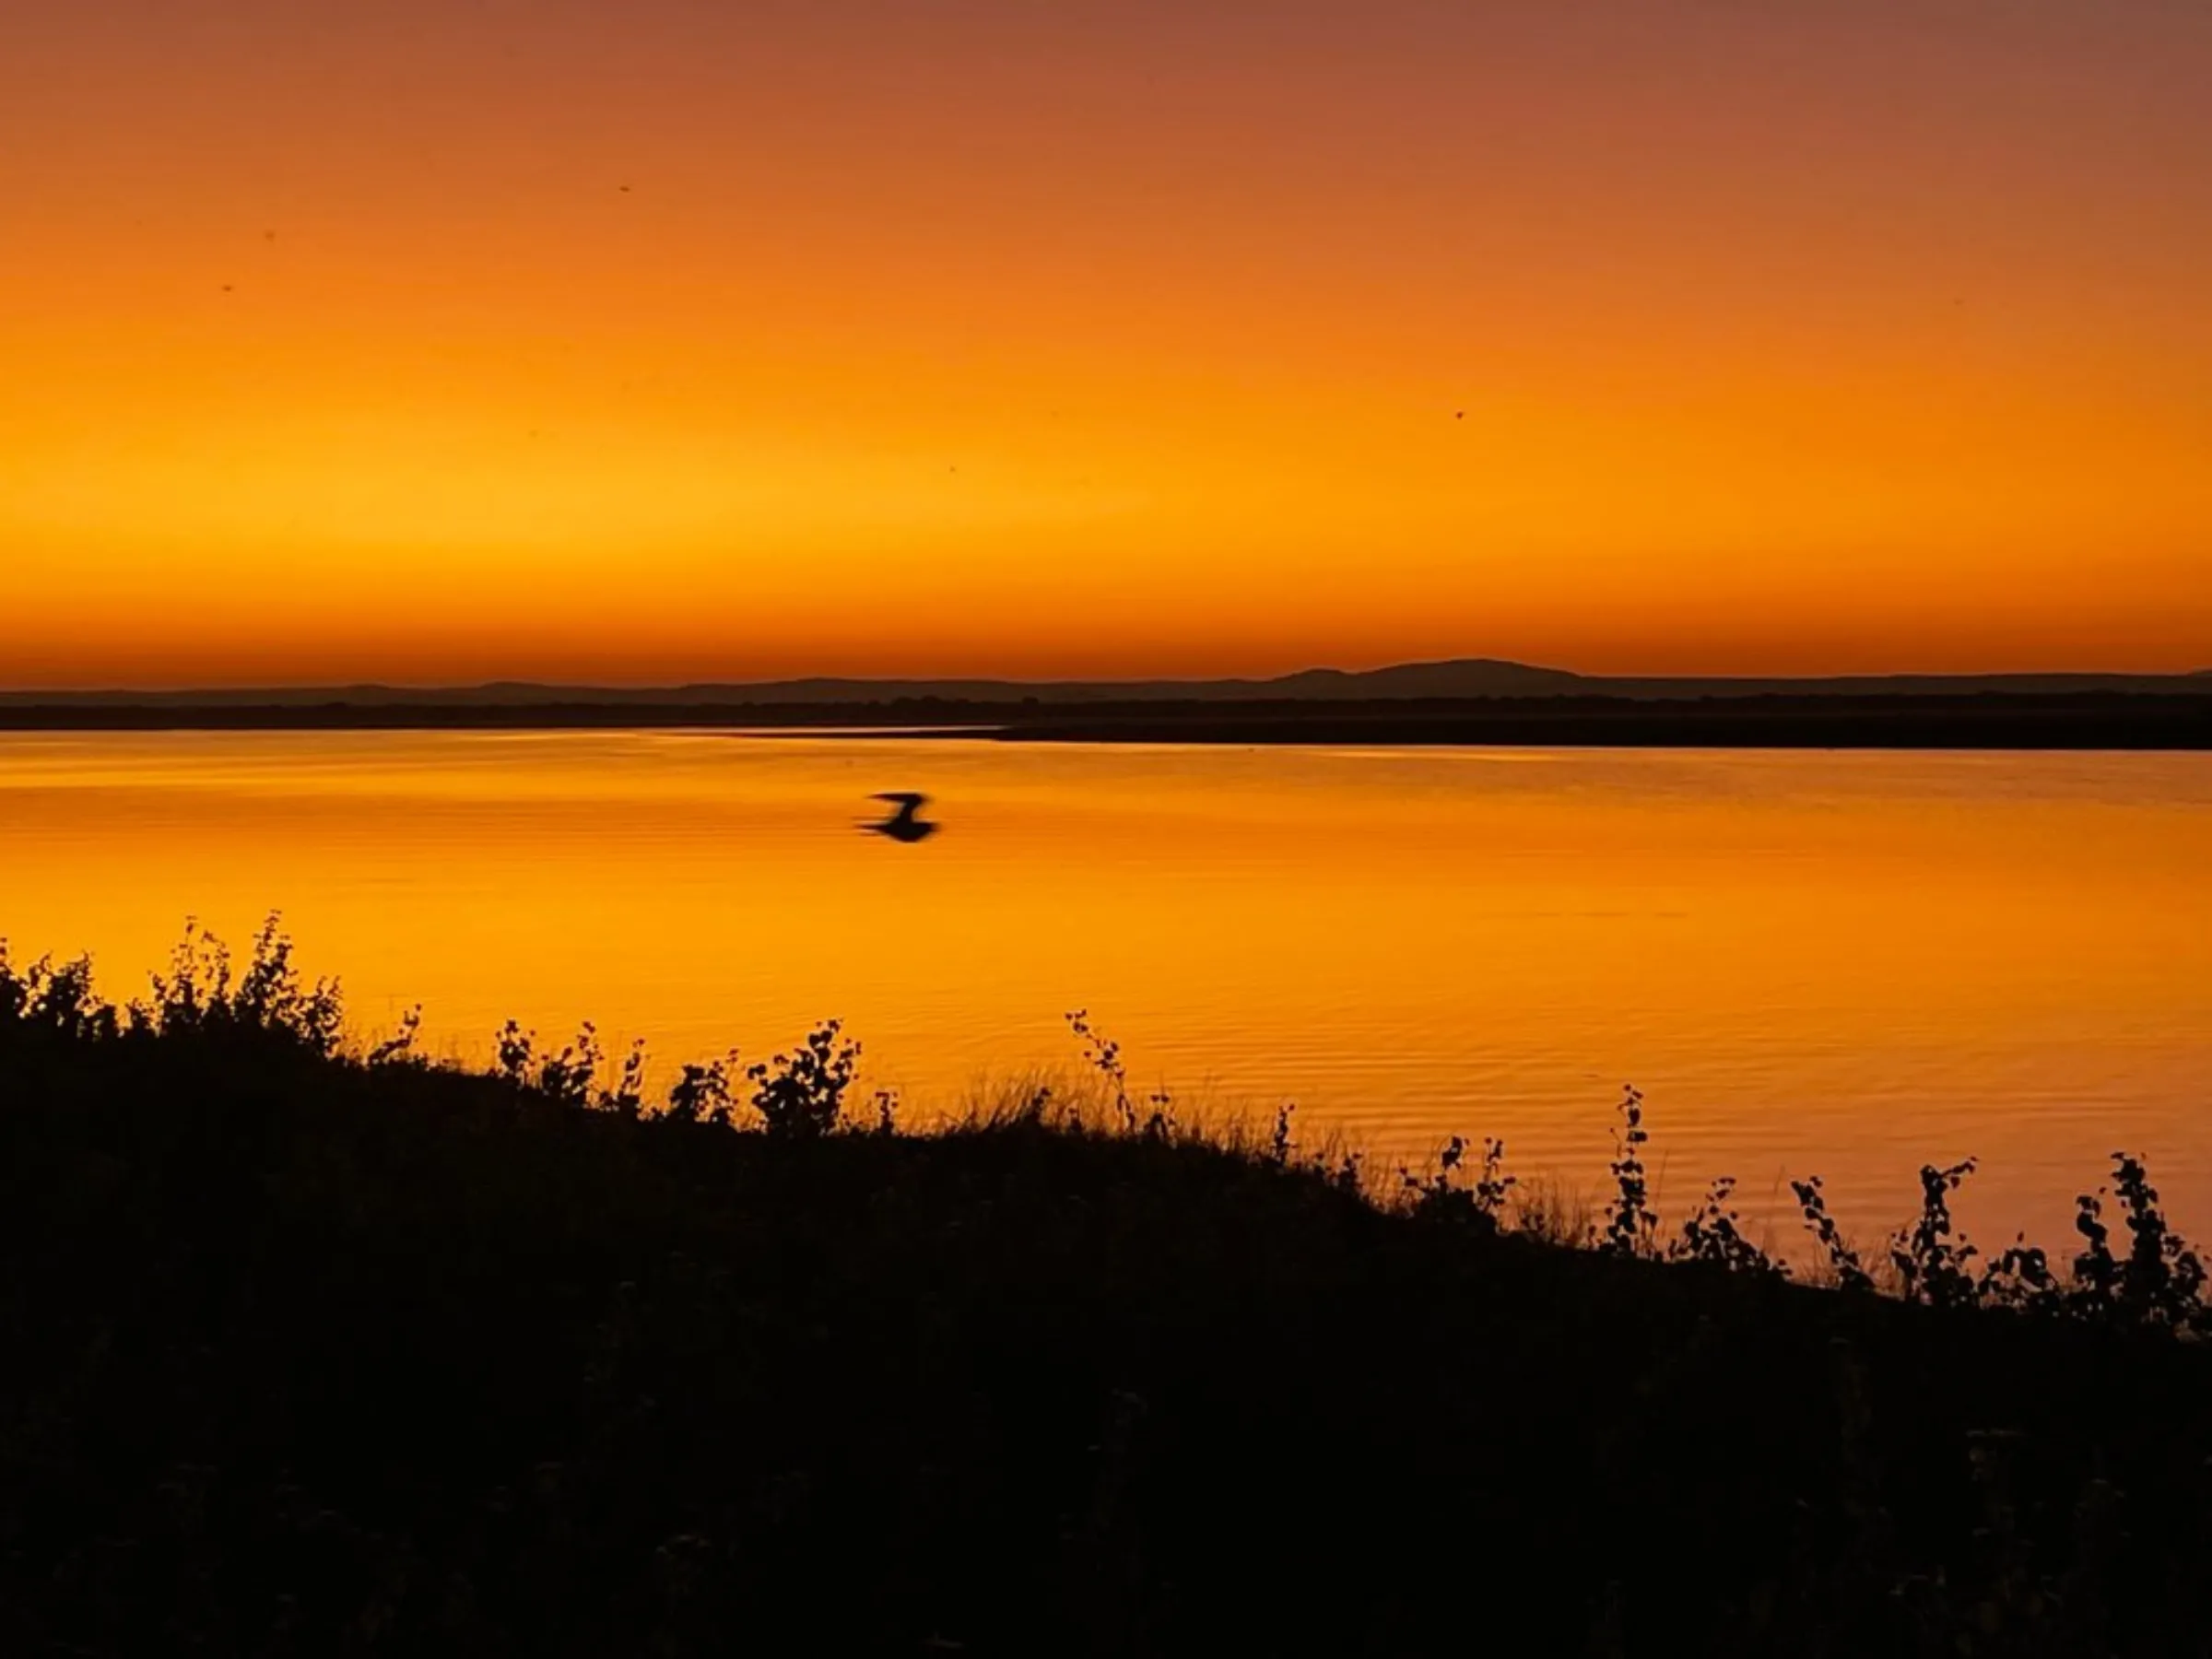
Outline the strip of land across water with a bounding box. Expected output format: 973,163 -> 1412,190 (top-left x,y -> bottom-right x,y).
4,694 -> 2211,748
5,662 -> 2210,746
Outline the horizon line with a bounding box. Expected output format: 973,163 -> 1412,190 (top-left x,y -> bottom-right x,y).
3,657 -> 2209,700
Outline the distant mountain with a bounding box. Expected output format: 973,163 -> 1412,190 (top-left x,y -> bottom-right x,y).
0,659 -> 1584,707
1263,659 -> 1588,699
2,659 -> 2207,708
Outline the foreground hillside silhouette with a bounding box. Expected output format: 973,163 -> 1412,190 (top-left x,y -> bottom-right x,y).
5,924 -> 2212,1656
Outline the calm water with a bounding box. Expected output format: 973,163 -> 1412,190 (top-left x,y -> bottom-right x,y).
4,731 -> 2208,1250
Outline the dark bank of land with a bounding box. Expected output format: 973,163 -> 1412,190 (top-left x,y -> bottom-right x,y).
980,690 -> 2212,748
5,690 -> 2212,748
5,925 -> 2212,1656
6,659 -> 2210,747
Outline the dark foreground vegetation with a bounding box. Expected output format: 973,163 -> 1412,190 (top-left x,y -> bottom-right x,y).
5,924 -> 2211,1655
3,690 -> 2211,748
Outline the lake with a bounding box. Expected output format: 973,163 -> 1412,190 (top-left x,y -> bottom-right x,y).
3,731 -> 2207,1253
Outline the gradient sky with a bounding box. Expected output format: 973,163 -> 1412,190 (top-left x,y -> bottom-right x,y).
6,1 -> 2210,686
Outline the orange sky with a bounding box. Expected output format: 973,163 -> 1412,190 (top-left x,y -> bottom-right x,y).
4,2 -> 2209,686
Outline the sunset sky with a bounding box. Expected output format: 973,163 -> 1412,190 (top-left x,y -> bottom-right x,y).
5,1 -> 2209,687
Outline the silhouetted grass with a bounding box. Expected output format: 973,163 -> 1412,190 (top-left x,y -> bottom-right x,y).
4,920 -> 2211,1656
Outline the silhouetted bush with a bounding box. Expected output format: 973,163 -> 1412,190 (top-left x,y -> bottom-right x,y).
665,1054 -> 738,1125
140,913 -> 346,1054
0,946 -> 113,1042
1892,1159 -> 1983,1311
745,1019 -> 859,1139
1793,1174 -> 1876,1292
1600,1083 -> 1658,1258
1671,1176 -> 1783,1276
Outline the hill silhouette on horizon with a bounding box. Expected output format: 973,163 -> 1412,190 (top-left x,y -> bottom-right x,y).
5,657 -> 2209,708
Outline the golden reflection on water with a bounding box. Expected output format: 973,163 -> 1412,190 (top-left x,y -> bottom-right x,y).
2,732 -> 2208,1249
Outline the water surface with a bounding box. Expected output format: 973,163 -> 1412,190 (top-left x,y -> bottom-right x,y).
3,732 -> 2207,1250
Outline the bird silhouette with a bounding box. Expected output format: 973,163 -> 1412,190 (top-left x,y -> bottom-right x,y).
863,792 -> 939,843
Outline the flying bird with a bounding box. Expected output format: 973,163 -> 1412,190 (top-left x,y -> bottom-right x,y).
864,792 -> 939,843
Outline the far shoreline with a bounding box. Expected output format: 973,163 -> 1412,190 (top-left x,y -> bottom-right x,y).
2,690 -> 2210,749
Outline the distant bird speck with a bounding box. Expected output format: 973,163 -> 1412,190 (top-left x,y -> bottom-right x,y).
864,793 -> 939,844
